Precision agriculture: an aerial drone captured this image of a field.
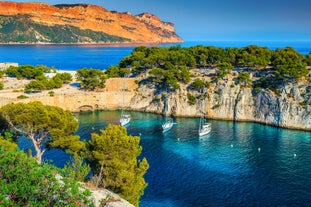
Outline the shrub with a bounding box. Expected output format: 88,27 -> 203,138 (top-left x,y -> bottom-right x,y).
212,104 -> 221,109
187,93 -> 196,105
0,82 -> 3,90
0,147 -> 94,206
17,94 -> 28,99
48,91 -> 55,97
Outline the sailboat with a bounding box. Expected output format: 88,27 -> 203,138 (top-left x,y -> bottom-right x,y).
120,83 -> 130,126
199,116 -> 211,136
162,117 -> 173,132
198,87 -> 211,136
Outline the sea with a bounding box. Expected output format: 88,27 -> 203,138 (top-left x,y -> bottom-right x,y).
3,40 -> 311,207
0,40 -> 310,70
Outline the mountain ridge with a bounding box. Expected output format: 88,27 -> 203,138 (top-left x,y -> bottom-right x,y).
0,2 -> 183,44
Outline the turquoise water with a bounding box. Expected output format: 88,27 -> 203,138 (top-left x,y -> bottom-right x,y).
8,41 -> 311,206
66,111 -> 311,207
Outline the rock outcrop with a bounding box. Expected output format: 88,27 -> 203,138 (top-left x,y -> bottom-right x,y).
0,2 -> 183,43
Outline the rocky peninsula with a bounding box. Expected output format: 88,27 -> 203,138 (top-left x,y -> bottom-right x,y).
0,2 -> 183,44
1,45 -> 311,131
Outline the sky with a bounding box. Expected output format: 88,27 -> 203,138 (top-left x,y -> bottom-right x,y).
5,0 -> 311,41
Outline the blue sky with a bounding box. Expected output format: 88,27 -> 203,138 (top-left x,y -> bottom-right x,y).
5,0 -> 311,41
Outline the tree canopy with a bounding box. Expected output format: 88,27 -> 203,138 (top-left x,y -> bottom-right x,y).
76,68 -> 106,90
272,47 -> 308,80
5,64 -> 51,79
107,45 -> 309,92
0,102 -> 85,163
88,124 -> 149,207
25,72 -> 72,92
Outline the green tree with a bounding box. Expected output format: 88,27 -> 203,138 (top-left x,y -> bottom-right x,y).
0,81 -> 3,90
0,102 -> 85,163
217,62 -> 234,70
62,157 -> 91,182
237,72 -> 252,87
216,65 -> 232,80
88,125 -> 149,207
0,134 -> 18,151
149,68 -> 180,90
236,45 -> 272,68
0,147 -> 94,206
76,68 -> 106,90
5,65 -> 45,79
272,47 -> 308,80
190,78 -> 210,91
106,65 -> 131,78
187,92 -> 196,105
207,46 -> 225,65
54,72 -> 73,84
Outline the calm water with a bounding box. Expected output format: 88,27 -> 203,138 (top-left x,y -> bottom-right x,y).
1,41 -> 310,70
10,41 -> 311,206
70,111 -> 311,207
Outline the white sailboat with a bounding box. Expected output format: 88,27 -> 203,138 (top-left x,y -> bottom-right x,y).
120,114 -> 130,126
199,116 -> 211,136
120,83 -> 130,126
162,117 -> 173,132
198,87 -> 211,136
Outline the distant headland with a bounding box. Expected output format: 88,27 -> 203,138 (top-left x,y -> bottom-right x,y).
0,2 -> 183,44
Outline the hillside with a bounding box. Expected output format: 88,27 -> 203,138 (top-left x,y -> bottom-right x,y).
0,2 -> 183,44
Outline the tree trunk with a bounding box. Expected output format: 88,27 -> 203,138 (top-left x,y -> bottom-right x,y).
29,134 -> 44,164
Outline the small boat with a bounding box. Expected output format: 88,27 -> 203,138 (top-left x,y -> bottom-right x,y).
198,85 -> 211,136
120,82 -> 130,126
120,114 -> 131,126
199,117 -> 211,136
162,117 -> 173,132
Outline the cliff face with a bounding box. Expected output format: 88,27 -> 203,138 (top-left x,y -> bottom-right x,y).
3,77 -> 310,131
129,78 -> 311,130
0,2 -> 183,43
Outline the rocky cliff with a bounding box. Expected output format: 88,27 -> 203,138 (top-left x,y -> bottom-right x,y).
0,2 -> 183,43
129,76 -> 311,130
4,75 -> 309,131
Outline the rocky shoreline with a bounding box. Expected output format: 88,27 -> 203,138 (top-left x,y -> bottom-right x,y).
1,72 -> 310,131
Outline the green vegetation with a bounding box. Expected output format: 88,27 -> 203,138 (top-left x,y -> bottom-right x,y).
25,72 -> 72,92
190,78 -> 210,91
0,147 -> 94,206
237,72 -> 252,87
62,157 -> 91,182
0,103 -> 149,205
17,94 -> 28,99
88,125 -> 149,207
272,47 -> 308,80
6,64 -> 47,79
0,102 -> 85,163
106,65 -> 131,78
106,45 -> 310,95
0,81 -> 3,90
48,91 -> 55,96
76,68 -> 106,90
306,52 -> 311,66
3,64 -> 73,92
0,15 -> 130,43
187,92 -> 196,105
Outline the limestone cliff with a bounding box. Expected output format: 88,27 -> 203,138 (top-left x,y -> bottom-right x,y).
0,2 -> 183,43
2,76 -> 310,131
130,80 -> 311,130
129,77 -> 311,130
